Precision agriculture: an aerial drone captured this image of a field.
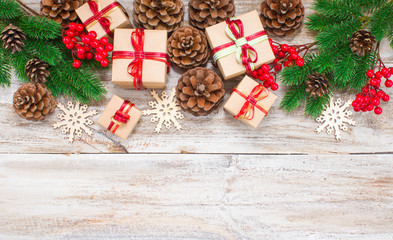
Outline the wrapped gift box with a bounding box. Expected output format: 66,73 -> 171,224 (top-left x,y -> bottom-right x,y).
205,10 -> 275,80
111,28 -> 168,89
76,0 -> 132,40
223,76 -> 277,128
98,95 -> 142,139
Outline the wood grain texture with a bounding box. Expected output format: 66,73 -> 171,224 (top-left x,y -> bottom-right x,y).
0,154 -> 393,239
1,0 -> 393,154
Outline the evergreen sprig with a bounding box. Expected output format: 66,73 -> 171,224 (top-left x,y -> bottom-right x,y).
0,47 -> 11,86
19,16 -> 62,40
280,0 -> 393,118
0,0 -> 23,19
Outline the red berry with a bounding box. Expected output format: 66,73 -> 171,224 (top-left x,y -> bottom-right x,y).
82,35 -> 91,44
274,64 -> 282,71
95,53 -> 104,62
287,56 -> 293,61
266,76 -> 275,84
385,71 -> 391,78
284,61 -> 293,67
362,86 -> 369,93
371,97 -> 380,106
353,107 -> 361,112
290,52 -> 299,60
101,51 -> 108,58
100,58 -> 109,67
268,38 -> 273,45
68,22 -> 77,31
288,47 -> 296,54
385,80 -> 393,88
262,73 -> 270,81
84,46 -> 91,52
261,64 -> 270,73
251,70 -> 258,78
258,75 -> 264,81
355,96 -> 363,103
65,43 -> 74,49
370,89 -> 377,96
273,58 -> 279,64
62,36 -> 71,44
96,45 -> 105,52
390,67 -> 393,75
76,47 -> 85,55
88,31 -> 97,39
86,52 -> 94,60
270,83 -> 279,91
72,60 -> 81,68
364,96 -> 371,103
77,53 -> 86,59
281,44 -> 289,52
370,78 -> 377,86
76,24 -> 84,32
381,68 -> 389,76
263,81 -> 270,88
374,107 -> 383,115
272,45 -> 279,54
366,104 -> 374,111
278,51 -> 285,58
71,37 -> 77,43
296,58 -> 305,67
361,107 -> 367,112
382,94 -> 390,102
375,71 -> 383,79
377,91 -> 385,98
257,68 -> 263,76
105,44 -> 113,52
91,39 -> 100,48
352,101 -> 360,108
366,69 -> 374,78
66,30 -> 74,37
100,37 -> 109,46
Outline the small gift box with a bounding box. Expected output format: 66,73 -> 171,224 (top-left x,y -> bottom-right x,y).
76,0 -> 132,40
223,76 -> 277,128
97,95 -> 142,139
205,10 -> 275,80
111,28 -> 170,90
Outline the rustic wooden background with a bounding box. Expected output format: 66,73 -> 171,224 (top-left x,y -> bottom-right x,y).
1,0 -> 393,239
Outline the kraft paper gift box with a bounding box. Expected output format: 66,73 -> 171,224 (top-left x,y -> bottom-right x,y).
223,76 -> 277,128
98,95 -> 142,139
205,10 -> 275,80
76,0 -> 132,40
111,28 -> 168,89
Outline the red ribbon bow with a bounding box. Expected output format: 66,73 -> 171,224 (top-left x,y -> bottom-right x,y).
107,100 -> 134,134
112,29 -> 170,90
232,84 -> 269,120
84,0 -> 121,38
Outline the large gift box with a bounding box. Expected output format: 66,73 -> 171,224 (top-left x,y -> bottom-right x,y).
205,10 -> 275,80
76,0 -> 132,40
97,95 -> 142,139
223,76 -> 277,128
111,28 -> 169,90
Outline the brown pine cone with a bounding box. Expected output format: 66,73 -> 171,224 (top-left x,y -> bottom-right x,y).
306,73 -> 330,98
25,59 -> 50,84
168,26 -> 209,69
0,24 -> 26,54
260,0 -> 305,36
133,0 -> 184,32
189,0 -> 235,29
350,30 -> 376,57
13,82 -> 57,121
40,0 -> 85,25
176,67 -> 225,116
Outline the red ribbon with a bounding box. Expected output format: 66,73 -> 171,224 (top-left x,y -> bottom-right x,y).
84,1 -> 121,38
112,29 -> 170,90
232,84 -> 269,120
107,100 -> 133,133
211,18 -> 267,74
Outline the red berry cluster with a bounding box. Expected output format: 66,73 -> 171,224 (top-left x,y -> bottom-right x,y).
352,68 -> 392,115
250,39 -> 310,91
62,22 -> 113,69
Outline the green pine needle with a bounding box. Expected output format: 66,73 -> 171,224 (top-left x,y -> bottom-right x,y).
370,2 -> 393,41
349,51 -> 377,91
0,0 -> 23,19
0,48 -> 11,87
305,93 -> 331,119
313,0 -> 362,19
306,14 -> 342,32
280,54 -> 316,87
25,38 -> 62,66
332,47 -> 359,89
19,16 -> 62,40
8,49 -> 29,82
280,85 -> 307,112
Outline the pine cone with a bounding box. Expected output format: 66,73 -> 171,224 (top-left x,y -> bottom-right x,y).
25,59 -> 50,84
13,82 -> 57,121
168,26 -> 209,69
306,73 -> 330,98
176,67 -> 225,116
189,0 -> 235,29
40,0 -> 85,25
350,30 -> 376,57
260,0 -> 305,36
133,0 -> 184,32
0,24 -> 26,54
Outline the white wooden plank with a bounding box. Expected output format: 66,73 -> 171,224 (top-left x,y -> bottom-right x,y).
1,0 -> 393,154
0,154 -> 392,239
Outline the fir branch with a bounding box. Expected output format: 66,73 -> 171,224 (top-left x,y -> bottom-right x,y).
47,62 -> 106,103
349,51 -> 377,90
359,0 -> 389,13
370,2 -> 393,41
315,19 -> 361,50
305,93 -> 331,119
311,48 -> 340,74
0,47 -> 11,87
8,49 -> 29,82
306,14 -> 342,32
280,54 -> 315,86
19,16 -> 61,40
25,38 -> 62,66
280,84 -> 307,112
332,46 -> 359,89
0,0 -> 23,19
313,0 -> 362,19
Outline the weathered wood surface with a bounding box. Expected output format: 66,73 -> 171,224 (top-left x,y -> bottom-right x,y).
1,154 -> 393,239
1,0 -> 392,154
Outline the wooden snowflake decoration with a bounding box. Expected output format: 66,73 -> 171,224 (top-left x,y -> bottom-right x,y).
143,88 -> 184,133
52,101 -> 98,143
315,97 -> 356,140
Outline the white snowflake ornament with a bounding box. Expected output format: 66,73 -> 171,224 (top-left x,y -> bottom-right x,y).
52,101 -> 98,143
143,88 -> 184,133
315,97 -> 356,140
